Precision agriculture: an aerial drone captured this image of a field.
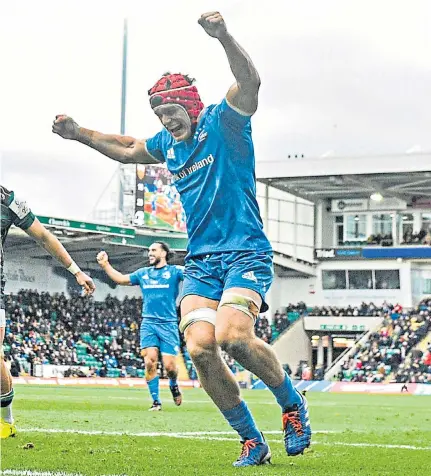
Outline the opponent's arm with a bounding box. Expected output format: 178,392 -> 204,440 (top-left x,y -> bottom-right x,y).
96,251 -> 132,286
25,219 -> 95,295
198,12 -> 260,115
52,115 -> 158,165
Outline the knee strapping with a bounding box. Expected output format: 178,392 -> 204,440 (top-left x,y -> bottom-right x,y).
219,292 -> 260,321
179,308 -> 217,333
1,388 -> 14,408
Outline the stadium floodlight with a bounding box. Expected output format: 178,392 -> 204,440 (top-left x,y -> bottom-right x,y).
370,192 -> 383,202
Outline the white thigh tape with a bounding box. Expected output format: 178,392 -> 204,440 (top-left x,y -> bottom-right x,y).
179,308 -> 217,333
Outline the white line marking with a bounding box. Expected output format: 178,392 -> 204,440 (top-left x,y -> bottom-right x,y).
20,428 -> 335,437
18,428 -> 431,450
1,471 -> 125,476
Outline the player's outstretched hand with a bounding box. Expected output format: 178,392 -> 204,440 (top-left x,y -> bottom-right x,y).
97,251 -> 109,268
52,115 -> 80,140
75,271 -> 96,296
198,12 -> 228,39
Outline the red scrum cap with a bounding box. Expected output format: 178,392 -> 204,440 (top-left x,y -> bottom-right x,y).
148,73 -> 204,124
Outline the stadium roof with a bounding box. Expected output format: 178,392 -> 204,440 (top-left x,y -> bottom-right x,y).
7,228 -> 315,278
256,152 -> 431,203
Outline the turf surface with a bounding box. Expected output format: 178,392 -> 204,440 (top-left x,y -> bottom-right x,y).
1,386 -> 430,475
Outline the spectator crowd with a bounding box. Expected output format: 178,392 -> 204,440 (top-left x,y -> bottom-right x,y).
338,299 -> 431,384
4,290 -> 302,380
5,290 -> 430,385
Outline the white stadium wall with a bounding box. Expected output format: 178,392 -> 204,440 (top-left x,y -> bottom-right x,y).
3,257 -> 141,301
317,260 -> 413,307
4,259 -> 68,295
411,264 -> 431,305
257,183 -> 315,263
91,277 -> 142,301
266,274 -> 318,314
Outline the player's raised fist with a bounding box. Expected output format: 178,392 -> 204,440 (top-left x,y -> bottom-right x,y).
52,115 -> 80,140
97,251 -> 109,267
198,12 -> 228,39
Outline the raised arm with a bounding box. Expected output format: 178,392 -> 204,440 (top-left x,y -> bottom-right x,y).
52,115 -> 158,165
198,12 -> 261,115
25,219 -> 95,295
96,251 -> 132,286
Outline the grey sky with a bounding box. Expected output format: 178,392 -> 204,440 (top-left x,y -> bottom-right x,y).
1,0 -> 430,219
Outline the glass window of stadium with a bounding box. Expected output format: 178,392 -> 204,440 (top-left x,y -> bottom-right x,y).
422,213 -> 431,231
348,270 -> 373,289
344,214 -> 366,242
399,213 -> 414,243
334,215 -> 344,246
322,270 -> 347,289
372,214 -> 392,236
375,270 -> 400,289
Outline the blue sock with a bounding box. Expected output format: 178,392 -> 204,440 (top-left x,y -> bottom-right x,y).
221,400 -> 263,442
147,376 -> 160,403
268,372 -> 302,410
169,378 -> 178,388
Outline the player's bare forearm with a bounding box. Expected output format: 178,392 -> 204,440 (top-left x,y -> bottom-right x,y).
76,129 -> 155,165
218,33 -> 260,92
26,221 -> 75,269
100,262 -> 131,286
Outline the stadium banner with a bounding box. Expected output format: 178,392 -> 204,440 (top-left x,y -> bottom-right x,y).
34,364 -> 90,378
37,215 -> 135,237
134,164 -> 186,233
13,377 -> 200,388
251,379 -> 428,395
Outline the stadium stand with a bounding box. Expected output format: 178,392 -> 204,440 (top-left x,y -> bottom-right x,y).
337,299 -> 431,384
4,290 -> 430,385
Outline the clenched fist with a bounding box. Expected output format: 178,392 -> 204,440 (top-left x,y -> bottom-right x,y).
52,115 -> 80,140
97,250 -> 109,267
198,12 -> 228,39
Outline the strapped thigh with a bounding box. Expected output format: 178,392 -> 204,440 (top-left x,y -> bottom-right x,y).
219,292 -> 260,321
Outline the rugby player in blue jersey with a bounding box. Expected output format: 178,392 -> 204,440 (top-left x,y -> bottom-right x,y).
97,242 -> 183,410
53,11 -> 311,467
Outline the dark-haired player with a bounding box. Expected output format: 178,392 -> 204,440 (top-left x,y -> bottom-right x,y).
97,242 -> 183,410
1,185 -> 95,438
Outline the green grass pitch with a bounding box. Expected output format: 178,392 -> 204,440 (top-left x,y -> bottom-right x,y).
2,386 -> 430,475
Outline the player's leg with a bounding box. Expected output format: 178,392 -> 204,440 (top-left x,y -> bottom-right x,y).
1,309 -> 16,438
217,289 -> 311,456
140,320 -> 162,410
219,251 -> 311,456
159,323 -> 182,406
181,295 -> 270,466
141,347 -> 162,410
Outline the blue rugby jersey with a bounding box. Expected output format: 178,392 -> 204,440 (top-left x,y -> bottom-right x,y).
146,98 -> 272,258
129,264 -> 183,322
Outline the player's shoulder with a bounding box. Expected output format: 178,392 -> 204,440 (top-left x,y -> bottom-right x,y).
134,266 -> 149,277
1,185 -> 14,206
1,186 -> 32,219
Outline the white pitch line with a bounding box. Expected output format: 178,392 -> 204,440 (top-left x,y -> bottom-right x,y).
1,471 -> 126,476
17,428 -> 431,450
20,428 -> 334,437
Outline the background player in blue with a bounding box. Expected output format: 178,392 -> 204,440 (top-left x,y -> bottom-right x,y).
1,185 -> 95,438
96,242 -> 183,411
53,11 -> 311,467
